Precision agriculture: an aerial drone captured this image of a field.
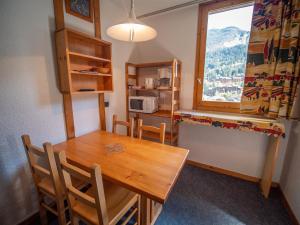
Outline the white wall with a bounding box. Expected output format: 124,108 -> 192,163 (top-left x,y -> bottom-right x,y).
280,121 -> 300,222
0,0 -> 133,224
0,1 -> 298,224
133,6 -> 289,181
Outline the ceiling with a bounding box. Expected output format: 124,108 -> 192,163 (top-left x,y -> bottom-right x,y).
113,0 -> 193,18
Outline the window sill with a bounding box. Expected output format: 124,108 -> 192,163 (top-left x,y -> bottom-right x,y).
194,105 -> 240,114
173,109 -> 285,138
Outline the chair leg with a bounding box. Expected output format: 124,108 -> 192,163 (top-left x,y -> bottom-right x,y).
39,204 -> 48,225
137,196 -> 141,225
72,216 -> 80,225
57,201 -> 67,225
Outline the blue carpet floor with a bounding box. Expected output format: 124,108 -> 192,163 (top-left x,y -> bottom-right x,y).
155,165 -> 292,225
33,164 -> 293,225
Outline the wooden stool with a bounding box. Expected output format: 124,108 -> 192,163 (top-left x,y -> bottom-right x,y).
56,150 -> 140,225
112,114 -> 134,137
21,135 -> 67,225
137,119 -> 166,144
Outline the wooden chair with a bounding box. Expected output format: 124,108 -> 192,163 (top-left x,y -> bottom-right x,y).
56,150 -> 141,225
137,119 -> 166,144
21,135 -> 67,225
112,114 -> 134,137
137,120 -> 166,221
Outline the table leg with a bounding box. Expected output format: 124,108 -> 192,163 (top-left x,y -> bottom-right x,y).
150,201 -> 163,224
260,136 -> 281,198
141,195 -> 151,225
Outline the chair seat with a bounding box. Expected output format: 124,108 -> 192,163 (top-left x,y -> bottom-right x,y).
73,181 -> 139,225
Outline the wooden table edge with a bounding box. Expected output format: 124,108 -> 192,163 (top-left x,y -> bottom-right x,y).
161,150 -> 189,203
66,149 -> 189,204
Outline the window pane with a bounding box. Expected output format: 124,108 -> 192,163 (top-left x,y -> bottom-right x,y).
203,5 -> 253,102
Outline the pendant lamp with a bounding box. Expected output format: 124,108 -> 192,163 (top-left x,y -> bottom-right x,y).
106,0 -> 157,42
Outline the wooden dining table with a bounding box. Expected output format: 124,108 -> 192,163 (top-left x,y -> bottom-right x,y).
54,130 -> 189,225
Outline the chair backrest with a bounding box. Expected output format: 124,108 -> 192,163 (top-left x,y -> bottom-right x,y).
21,135 -> 63,198
137,119 -> 166,144
112,114 -> 134,137
56,150 -> 109,225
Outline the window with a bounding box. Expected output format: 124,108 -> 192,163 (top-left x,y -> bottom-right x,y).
193,0 -> 254,113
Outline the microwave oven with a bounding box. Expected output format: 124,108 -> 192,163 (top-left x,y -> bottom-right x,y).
129,96 -> 158,113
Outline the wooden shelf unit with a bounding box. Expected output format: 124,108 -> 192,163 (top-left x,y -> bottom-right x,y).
125,59 -> 182,146
53,0 -> 106,139
56,28 -> 113,95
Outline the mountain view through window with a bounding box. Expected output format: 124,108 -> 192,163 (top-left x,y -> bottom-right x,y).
203,5 -> 253,102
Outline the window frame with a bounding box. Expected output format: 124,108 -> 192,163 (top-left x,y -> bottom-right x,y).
193,0 -> 254,113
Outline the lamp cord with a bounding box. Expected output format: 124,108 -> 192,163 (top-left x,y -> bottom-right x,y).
129,0 -> 136,19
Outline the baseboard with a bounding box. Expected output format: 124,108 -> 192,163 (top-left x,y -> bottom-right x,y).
278,186 -> 300,225
186,160 -> 279,187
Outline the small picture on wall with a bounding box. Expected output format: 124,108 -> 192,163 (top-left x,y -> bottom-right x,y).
65,0 -> 94,22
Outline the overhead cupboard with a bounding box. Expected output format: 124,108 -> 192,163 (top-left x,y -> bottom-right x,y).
55,28 -> 113,95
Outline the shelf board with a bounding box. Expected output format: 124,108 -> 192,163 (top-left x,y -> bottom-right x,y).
129,110 -> 172,118
65,28 -> 111,46
71,90 -> 113,95
69,51 -> 111,63
128,74 -> 137,79
129,87 -> 179,91
71,71 -> 112,77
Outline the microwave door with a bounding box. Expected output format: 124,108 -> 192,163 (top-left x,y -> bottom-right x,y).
130,99 -> 144,112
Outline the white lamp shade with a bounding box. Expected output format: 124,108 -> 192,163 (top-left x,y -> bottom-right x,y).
106,22 -> 157,42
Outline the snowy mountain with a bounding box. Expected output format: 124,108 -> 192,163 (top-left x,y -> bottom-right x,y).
206,26 -> 250,52
203,26 -> 250,102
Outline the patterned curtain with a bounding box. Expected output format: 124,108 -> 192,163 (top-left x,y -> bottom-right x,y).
241,0 -> 300,119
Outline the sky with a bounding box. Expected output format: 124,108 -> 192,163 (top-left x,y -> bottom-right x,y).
207,5 -> 254,31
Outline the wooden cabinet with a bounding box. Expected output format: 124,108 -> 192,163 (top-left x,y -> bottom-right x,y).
55,28 -> 113,95
125,59 -> 182,145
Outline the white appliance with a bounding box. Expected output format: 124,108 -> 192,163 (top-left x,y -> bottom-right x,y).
129,96 -> 158,113
158,68 -> 171,79
158,68 -> 172,88
145,78 -> 155,89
